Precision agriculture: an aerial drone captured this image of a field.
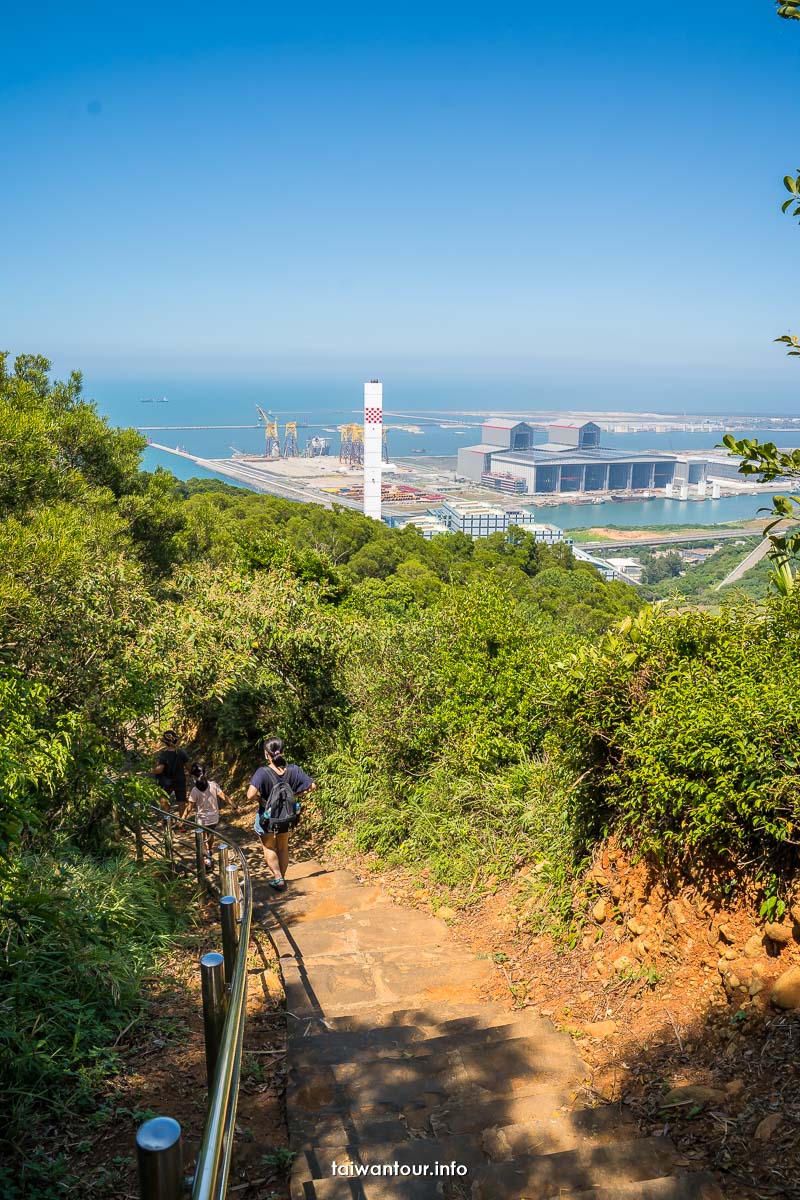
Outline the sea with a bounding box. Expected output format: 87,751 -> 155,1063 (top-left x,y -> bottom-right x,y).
88,376 -> 799,531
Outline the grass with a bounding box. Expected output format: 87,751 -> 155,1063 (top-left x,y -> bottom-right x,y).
317,751 -> 587,938
0,845 -> 190,1198
566,518 -> 766,542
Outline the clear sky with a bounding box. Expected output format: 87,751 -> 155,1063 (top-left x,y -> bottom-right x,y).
2,1 -> 800,410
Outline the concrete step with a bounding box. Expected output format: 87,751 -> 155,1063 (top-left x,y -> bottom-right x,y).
288,1109 -> 411,1150
288,1000 -> 545,1042
428,1089 -> 624,1140
287,1034 -> 588,1130
469,1136 -> 678,1199
540,1173 -> 725,1200
292,1149 -> 708,1200
290,1013 -> 569,1072
281,948 -> 496,1020
292,1173 -> 459,1199
288,1087 -> 592,1145
269,901 -> 459,962
481,1105 -> 638,1159
327,1033 -> 588,1099
291,1132 -> 486,1185
288,1001 -> 524,1040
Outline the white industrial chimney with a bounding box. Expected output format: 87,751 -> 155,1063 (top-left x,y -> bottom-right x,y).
363,380 -> 383,521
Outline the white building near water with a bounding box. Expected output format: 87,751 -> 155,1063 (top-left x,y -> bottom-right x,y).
429,500 -> 566,542
457,419 -> 699,496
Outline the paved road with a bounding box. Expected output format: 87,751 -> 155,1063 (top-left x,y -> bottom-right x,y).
580,528 -> 764,552
149,443 -> 367,510
715,538 -> 771,589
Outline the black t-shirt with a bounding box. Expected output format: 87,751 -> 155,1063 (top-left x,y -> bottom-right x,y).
157,747 -> 189,789
249,764 -> 313,804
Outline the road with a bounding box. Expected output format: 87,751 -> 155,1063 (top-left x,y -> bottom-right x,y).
579,528 -> 765,552
148,443 -> 367,510
715,538 -> 771,589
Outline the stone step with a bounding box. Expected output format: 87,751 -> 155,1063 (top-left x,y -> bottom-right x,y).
292,1142 -> 694,1200
288,1087 -> 591,1145
276,861 -> 711,1200
328,1032 -> 587,1096
468,1136 -> 677,1199
287,1034 -> 588,1130
290,1013 -> 568,1071
266,875 -> 386,920
281,946 -> 495,1020
287,998 -> 525,1046
269,901 -> 458,962
291,1172 -> 451,1199
427,1090 -> 612,1139
291,1132 -> 486,1185
540,1173 -> 725,1200
289,1110 -> 411,1150
289,1001 -> 518,1039
481,1105 -> 638,1160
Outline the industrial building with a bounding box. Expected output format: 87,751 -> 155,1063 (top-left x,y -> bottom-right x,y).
389,500 -> 566,543
457,420 -> 705,497
385,513 -> 450,538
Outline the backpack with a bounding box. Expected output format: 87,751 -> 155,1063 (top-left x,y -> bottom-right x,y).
258,767 -> 299,835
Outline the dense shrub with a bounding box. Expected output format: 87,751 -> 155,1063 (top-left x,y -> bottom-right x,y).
0,850 -> 188,1193
555,599 -> 800,861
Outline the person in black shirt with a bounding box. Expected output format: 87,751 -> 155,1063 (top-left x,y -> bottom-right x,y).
247,737 -> 315,891
153,730 -> 190,816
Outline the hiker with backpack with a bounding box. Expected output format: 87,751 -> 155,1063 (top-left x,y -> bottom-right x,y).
153,730 -> 190,816
188,762 -> 227,871
247,737 -> 315,891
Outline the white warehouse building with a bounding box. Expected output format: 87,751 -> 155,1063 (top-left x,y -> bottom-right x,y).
457,419 -> 702,496
389,501 -> 566,543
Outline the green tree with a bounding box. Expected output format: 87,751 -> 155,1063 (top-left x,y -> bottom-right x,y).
721,6 -> 800,587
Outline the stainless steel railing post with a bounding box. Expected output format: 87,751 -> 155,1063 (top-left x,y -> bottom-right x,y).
164,812 -> 174,863
136,1116 -> 184,1200
137,805 -> 252,1200
219,896 -> 238,986
217,842 -> 230,879
195,827 -> 206,887
200,952 -> 227,1091
225,864 -> 241,921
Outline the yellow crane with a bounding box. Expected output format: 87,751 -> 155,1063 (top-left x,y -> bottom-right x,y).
282,421 -> 299,458
256,406 -> 280,457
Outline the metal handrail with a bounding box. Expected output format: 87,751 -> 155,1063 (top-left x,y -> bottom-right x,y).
134,805 -> 253,1200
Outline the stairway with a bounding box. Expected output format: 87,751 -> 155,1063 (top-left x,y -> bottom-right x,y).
260,860 -> 723,1200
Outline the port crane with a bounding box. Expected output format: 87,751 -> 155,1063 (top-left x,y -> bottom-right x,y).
339,424 -> 389,466
255,406 -> 280,457
282,421 -> 299,458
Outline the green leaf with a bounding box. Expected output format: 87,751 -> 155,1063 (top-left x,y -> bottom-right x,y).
783,198 -> 795,213
784,176 -> 798,193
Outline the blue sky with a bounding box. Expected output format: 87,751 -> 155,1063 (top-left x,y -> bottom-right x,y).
2,1 -> 800,409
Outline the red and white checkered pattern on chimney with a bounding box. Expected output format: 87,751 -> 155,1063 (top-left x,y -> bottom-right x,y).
363,381 -> 383,521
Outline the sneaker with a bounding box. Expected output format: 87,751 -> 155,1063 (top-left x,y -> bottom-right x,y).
267,877 -> 286,892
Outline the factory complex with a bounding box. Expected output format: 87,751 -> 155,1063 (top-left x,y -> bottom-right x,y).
386,500 -> 567,543
149,401 -> 777,556
457,419 -> 712,499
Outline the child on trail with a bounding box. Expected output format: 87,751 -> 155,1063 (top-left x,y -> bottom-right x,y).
153,730 -> 190,816
189,762 -> 227,871
247,737 -> 315,892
